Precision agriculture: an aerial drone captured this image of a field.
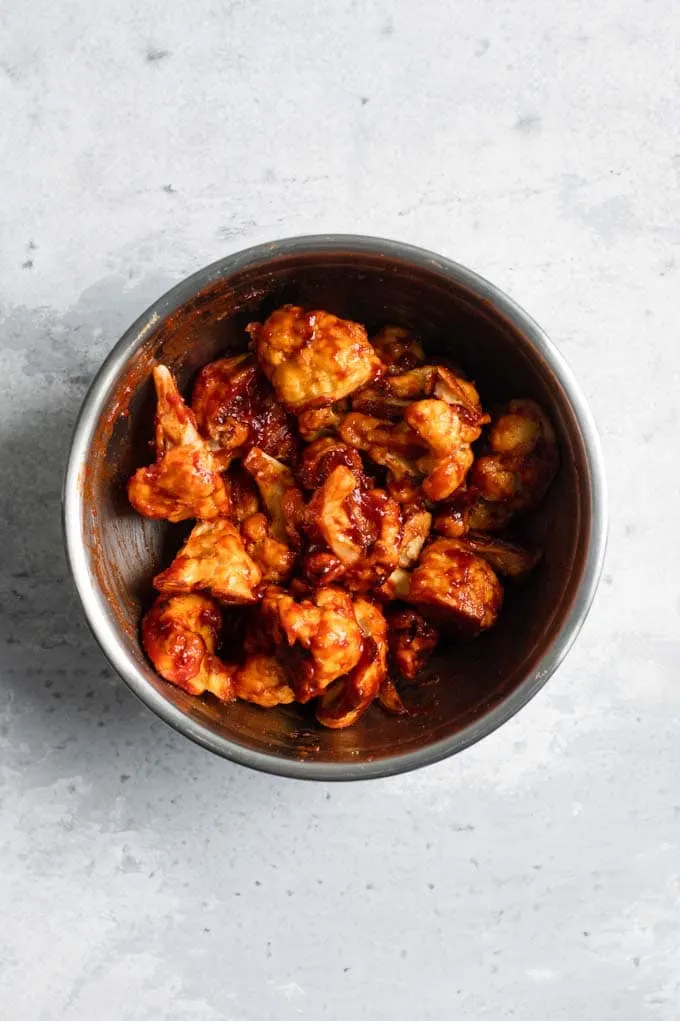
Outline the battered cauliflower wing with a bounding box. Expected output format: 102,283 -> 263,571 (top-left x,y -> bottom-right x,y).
308,464 -> 361,566
262,585 -> 363,702
141,594 -> 235,700
469,399 -> 558,515
432,366 -> 487,418
370,325 -> 426,375
386,606 -> 440,680
249,305 -> 383,411
153,519 -> 262,604
297,437 -> 365,490
241,512 -> 296,584
191,353 -> 298,464
404,398 -> 476,455
127,365 -> 231,522
404,396 -> 483,501
316,598 -> 388,728
243,447 -> 299,543
308,465 -> 403,591
233,654 -> 295,707
433,401 -> 557,535
339,412 -> 426,480
297,402 -> 348,442
343,364 -> 486,501
407,538 -> 503,634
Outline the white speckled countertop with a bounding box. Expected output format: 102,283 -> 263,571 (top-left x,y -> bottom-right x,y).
1,1 -> 678,1018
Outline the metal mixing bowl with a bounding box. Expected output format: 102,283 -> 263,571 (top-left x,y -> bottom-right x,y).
63,235 -> 607,780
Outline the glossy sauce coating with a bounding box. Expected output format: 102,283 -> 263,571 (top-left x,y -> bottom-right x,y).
130,309 -> 558,728
192,354 -> 298,464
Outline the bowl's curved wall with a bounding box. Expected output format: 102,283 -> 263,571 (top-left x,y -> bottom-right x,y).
64,237 -> 605,779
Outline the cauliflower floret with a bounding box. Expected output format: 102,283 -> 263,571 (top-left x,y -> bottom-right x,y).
386,606 -> 439,680
128,365 -> 231,522
307,465 -> 403,591
469,399 -> 558,514
407,538 -> 503,634
297,401 -> 348,442
414,444 -> 475,503
262,585 -> 363,701
241,512 -> 296,584
370,325 -> 425,375
249,305 -> 383,411
308,464 -> 361,566
339,411 -> 426,480
243,447 -> 300,543
141,594 -> 235,700
342,366 -> 485,501
192,353 -> 298,464
297,436 -> 365,490
432,366 -> 487,418
316,598 -> 388,728
405,398 -> 474,455
153,519 -> 262,604
353,363 -> 483,415
404,397 -> 483,501
233,654 -> 295,707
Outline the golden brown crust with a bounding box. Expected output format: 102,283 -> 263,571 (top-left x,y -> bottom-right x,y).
242,447 -> 299,543
141,594 -> 235,701
469,399 -> 558,515
262,585 -> 364,702
407,538 -> 503,634
128,366 -> 230,522
316,598 -> 388,728
250,305 -> 383,411
153,519 -> 262,604
233,654 -> 295,707
297,437 -> 366,490
240,512 -> 296,584
192,353 -> 298,464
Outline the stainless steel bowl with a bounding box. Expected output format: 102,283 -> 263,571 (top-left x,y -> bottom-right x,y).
63,235 -> 607,780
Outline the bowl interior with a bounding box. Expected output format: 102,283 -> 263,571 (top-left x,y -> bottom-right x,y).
77,247 -> 591,771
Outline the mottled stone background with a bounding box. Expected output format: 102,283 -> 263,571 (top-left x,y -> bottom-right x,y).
1,1 -> 678,1018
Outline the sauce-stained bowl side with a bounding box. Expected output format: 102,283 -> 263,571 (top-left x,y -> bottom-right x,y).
63,235 -> 607,780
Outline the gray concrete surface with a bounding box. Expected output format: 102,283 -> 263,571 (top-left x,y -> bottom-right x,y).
1,1 -> 678,1018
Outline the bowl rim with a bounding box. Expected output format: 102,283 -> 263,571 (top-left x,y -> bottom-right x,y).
63,233 -> 608,781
